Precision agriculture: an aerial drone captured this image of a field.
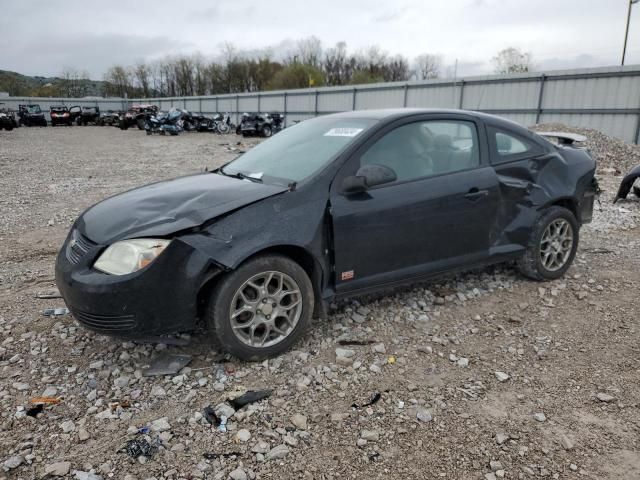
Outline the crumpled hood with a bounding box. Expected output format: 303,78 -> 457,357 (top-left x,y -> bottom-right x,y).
78,173 -> 288,244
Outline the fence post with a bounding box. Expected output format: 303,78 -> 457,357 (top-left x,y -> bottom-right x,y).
352,87 -> 357,110
635,112 -> 640,145
283,92 -> 287,126
535,74 -> 547,124
314,90 -> 319,117
458,80 -> 465,109
236,95 -> 239,124
199,97 -> 202,114
403,83 -> 409,107
216,96 -> 219,114
257,93 -> 261,112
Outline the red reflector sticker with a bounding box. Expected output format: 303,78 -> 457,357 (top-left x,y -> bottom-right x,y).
341,270 -> 354,281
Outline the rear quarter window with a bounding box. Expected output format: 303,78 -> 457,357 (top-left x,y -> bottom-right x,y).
488,126 -> 543,164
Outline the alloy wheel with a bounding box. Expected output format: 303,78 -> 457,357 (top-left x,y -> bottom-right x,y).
229,271 -> 303,348
540,218 -> 574,271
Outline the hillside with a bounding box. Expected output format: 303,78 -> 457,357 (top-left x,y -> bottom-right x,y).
0,70 -> 107,97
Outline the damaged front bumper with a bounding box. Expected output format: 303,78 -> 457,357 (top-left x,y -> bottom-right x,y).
55,230 -> 217,337
614,164 -> 640,203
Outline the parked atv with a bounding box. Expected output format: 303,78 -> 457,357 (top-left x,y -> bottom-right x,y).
239,112 -> 284,137
120,104 -> 159,130
75,106 -> 100,125
50,106 -> 73,126
0,108 -> 17,130
18,104 -> 47,127
97,110 -> 121,126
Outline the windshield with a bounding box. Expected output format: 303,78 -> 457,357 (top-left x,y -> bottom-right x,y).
27,105 -> 42,114
222,116 -> 376,184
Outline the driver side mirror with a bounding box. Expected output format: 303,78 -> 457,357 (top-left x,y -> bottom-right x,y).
342,164 -> 397,194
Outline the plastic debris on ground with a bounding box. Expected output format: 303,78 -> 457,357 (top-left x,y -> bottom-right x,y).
35,290 -> 62,299
352,392 -> 383,409
203,406 -> 221,427
203,451 -> 242,460
124,438 -> 158,459
337,339 -> 376,346
142,353 -> 192,376
228,389 -> 273,410
42,307 -> 70,317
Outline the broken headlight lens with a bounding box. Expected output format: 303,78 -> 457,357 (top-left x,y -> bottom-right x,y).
94,239 -> 170,275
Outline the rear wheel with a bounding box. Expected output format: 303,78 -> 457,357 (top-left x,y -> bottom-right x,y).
261,125 -> 272,137
207,254 -> 314,361
517,206 -> 579,281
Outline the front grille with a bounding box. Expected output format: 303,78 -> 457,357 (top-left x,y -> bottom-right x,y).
67,231 -> 97,264
71,308 -> 136,332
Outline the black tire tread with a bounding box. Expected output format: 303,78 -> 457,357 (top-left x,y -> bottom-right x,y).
207,254 -> 314,361
517,206 -> 578,281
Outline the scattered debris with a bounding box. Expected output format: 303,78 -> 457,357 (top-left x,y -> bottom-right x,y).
35,290 -> 62,299
352,392 -> 382,409
596,392 -> 616,403
124,438 -> 157,458
42,307 -> 70,317
143,353 -> 192,376
337,339 -> 376,346
26,404 -> 43,417
202,451 -> 242,460
229,389 -> 273,410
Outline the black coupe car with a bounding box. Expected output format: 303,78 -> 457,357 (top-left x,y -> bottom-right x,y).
55,109 -> 597,360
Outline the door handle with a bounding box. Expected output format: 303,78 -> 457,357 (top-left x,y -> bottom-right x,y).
464,188 -> 489,201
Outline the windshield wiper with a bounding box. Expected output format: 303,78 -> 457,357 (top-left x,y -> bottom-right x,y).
219,169 -> 263,183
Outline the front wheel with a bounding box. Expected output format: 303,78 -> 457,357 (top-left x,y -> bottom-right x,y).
207,254 -> 314,361
261,125 -> 272,137
217,122 -> 230,134
517,206 -> 579,281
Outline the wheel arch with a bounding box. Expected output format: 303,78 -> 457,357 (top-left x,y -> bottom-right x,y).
543,197 -> 579,222
196,244 -> 326,322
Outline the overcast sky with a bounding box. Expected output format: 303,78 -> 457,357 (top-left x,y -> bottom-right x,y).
1,0 -> 639,79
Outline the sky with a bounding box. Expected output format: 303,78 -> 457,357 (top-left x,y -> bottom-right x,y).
1,0 -> 639,79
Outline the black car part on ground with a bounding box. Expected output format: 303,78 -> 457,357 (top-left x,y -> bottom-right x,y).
50,106 -> 72,126
18,104 -> 47,127
0,106 -> 18,130
239,112 -> 284,137
55,109 -> 597,360
614,164 -> 640,203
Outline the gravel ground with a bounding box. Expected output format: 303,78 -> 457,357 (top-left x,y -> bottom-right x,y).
0,126 -> 639,480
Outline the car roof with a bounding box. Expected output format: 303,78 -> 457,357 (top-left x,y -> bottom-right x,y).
325,108 -> 539,140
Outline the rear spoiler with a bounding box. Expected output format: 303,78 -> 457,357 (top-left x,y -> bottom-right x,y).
536,131 -> 587,146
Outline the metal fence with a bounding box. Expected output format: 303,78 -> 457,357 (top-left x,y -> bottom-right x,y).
3,65 -> 640,143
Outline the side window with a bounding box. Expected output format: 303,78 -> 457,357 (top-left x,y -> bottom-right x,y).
489,127 -> 540,163
360,120 -> 479,184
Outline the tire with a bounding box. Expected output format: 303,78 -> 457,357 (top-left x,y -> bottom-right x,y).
217,122 -> 230,134
517,206 -> 579,281
207,254 -> 314,361
136,118 -> 146,130
261,125 -> 272,138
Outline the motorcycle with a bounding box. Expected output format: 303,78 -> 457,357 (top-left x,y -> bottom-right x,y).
212,113 -> 233,134
144,108 -> 183,136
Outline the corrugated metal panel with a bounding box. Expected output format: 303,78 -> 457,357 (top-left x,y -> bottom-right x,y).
201,98 -> 217,113
462,81 -> 539,109
542,76 -> 640,109
238,96 -> 258,112
356,88 -> 404,109
260,95 -> 284,112
287,93 -> 315,113
317,91 -> 352,112
406,85 -> 460,108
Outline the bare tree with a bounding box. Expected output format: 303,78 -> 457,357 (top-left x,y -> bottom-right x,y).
414,53 -> 441,80
291,36 -> 323,68
133,61 -> 152,98
323,41 -> 352,85
492,47 -> 533,74
60,67 -> 90,97
103,65 -> 133,97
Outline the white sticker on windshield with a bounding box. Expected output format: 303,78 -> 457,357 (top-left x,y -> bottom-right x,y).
324,127 -> 364,137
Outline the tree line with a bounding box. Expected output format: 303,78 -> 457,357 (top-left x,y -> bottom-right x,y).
0,39 -> 534,98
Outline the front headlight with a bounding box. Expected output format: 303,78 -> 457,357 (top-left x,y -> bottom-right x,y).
94,239 -> 170,275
